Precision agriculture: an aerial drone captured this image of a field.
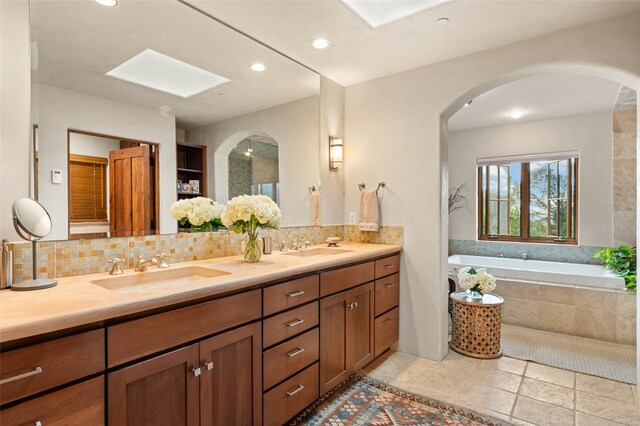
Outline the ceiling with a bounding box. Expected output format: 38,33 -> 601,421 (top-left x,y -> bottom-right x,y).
230,137 -> 279,160
31,1 -> 318,128
187,0 -> 640,86
448,73 -> 622,131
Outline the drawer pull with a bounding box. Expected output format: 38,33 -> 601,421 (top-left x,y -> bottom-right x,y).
193,367 -> 202,377
347,302 -> 358,310
286,347 -> 305,358
383,264 -> 394,269
0,366 -> 43,385
205,362 -> 214,371
286,318 -> 305,327
384,318 -> 394,325
383,283 -> 393,288
286,290 -> 305,298
286,384 -> 305,397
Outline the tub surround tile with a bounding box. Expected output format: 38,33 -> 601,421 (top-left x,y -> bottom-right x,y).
575,307 -> 617,342
502,297 -> 539,328
537,283 -> 575,305
616,315 -> 637,346
508,280 -> 539,301
575,287 -> 618,310
537,302 -> 576,335
617,292 -> 637,316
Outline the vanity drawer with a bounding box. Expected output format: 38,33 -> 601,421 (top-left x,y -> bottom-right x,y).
320,262 -> 374,297
0,329 -> 105,405
0,376 -> 105,425
263,302 -> 318,348
108,289 -> 261,367
375,307 -> 399,357
263,328 -> 319,390
375,254 -> 400,279
263,362 -> 319,426
375,273 -> 400,316
263,275 -> 319,316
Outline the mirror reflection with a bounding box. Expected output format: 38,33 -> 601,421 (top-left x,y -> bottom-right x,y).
228,136 -> 279,204
29,0 -> 320,241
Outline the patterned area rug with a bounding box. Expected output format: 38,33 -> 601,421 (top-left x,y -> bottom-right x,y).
502,324 -> 637,384
290,376 -> 509,426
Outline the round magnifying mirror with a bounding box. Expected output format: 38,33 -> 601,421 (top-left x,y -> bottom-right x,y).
13,198 -> 52,239
11,198 -> 57,290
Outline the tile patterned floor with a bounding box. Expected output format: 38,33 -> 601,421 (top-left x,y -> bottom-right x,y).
363,350 -> 640,425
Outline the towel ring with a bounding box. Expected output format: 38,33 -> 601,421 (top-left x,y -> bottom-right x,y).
358,182 -> 385,193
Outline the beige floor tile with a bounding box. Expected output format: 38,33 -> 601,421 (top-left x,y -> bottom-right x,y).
576,391 -> 640,425
364,356 -> 423,386
455,402 -> 512,423
509,417 -> 538,426
457,383 -> 517,415
408,367 -> 471,398
576,373 -> 636,404
519,377 -> 574,409
513,395 -> 574,426
525,362 -> 575,388
477,356 -> 527,375
576,412 -> 626,426
468,367 -> 523,393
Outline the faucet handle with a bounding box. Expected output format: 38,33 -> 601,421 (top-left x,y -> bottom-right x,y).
107,258 -> 124,275
156,252 -> 170,268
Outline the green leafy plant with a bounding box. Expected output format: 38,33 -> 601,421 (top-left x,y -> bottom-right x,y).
593,246 -> 637,290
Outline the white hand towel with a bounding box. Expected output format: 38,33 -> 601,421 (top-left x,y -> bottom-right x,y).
310,192 -> 321,226
358,190 -> 379,232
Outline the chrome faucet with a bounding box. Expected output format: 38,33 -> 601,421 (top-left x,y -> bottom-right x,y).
107,258 -> 124,275
134,255 -> 158,272
522,252 -> 529,260
156,252 -> 170,268
291,239 -> 310,250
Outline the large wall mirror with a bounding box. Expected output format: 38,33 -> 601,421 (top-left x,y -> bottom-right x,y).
29,0 -> 320,241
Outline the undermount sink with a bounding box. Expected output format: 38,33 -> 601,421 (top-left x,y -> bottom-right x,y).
91,266 -> 230,293
283,248 -> 353,258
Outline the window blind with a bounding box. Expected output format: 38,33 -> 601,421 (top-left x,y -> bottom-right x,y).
69,155 -> 108,222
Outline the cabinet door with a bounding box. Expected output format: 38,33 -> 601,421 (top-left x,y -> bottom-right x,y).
199,322 -> 262,426
319,291 -> 349,394
347,283 -> 375,371
108,344 -> 199,426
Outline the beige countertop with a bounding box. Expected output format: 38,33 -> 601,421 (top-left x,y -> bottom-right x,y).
0,242 -> 401,343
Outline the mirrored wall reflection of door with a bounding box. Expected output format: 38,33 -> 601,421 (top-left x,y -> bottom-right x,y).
67,130 -> 159,240
228,135 -> 279,203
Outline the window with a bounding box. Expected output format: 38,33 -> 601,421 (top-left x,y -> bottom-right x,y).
69,155 -> 108,222
478,154 -> 577,243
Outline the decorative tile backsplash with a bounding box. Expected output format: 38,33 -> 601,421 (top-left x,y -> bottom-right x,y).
10,225 -> 403,282
448,239 -> 605,265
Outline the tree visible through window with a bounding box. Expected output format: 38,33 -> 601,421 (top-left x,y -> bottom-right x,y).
478,156 -> 577,243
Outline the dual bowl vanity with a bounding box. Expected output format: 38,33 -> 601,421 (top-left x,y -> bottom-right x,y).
0,242 -> 401,426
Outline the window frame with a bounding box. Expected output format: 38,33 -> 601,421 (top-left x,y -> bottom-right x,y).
477,158 -> 578,245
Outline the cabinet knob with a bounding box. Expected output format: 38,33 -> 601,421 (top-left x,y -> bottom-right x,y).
347,302 -> 358,310
192,367 -> 202,377
383,283 -> 393,288
205,362 -> 214,371
35,421 -> 42,426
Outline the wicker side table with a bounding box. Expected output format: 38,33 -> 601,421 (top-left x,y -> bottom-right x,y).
449,291 -> 504,359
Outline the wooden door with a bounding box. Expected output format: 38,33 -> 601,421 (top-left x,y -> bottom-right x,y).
107,344 -> 199,426
109,145 -> 152,237
347,283 -> 375,371
199,322 -> 262,426
319,291 -> 349,394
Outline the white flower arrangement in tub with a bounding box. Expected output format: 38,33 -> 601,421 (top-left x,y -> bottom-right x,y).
457,266 -> 497,300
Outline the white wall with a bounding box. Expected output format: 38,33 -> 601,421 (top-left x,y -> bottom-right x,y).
320,77 -> 346,225
36,84 -> 177,240
0,0 -> 31,242
189,96 -> 320,227
448,112 -> 614,247
345,12 -> 640,361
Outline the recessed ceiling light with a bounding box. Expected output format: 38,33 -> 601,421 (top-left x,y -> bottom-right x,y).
96,0 -> 117,7
106,49 -> 230,98
436,17 -> 449,26
310,39 -> 331,49
340,0 -> 451,28
250,63 -> 266,72
508,111 -> 525,119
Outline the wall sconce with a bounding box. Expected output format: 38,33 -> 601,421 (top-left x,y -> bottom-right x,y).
329,137 -> 343,171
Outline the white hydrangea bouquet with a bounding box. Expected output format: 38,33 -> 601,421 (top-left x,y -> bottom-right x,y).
170,197 -> 226,232
457,266 -> 496,300
222,195 -> 281,262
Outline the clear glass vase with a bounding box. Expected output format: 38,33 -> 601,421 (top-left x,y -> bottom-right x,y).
465,288 -> 484,301
242,236 -> 262,263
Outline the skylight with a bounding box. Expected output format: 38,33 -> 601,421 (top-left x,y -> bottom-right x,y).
340,0 -> 451,28
106,49 -> 230,98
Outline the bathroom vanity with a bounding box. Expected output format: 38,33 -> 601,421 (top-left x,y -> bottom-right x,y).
0,243 -> 401,426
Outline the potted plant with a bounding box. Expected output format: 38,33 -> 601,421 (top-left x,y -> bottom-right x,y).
594,246 -> 637,290
222,195 -> 281,263
169,197 -> 226,232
